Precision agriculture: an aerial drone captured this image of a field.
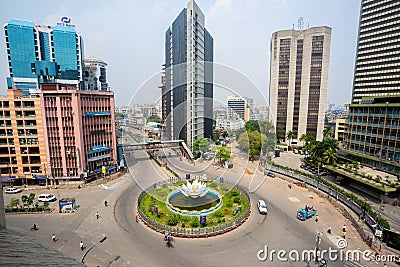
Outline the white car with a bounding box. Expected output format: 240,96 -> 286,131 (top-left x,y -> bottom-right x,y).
257,200 -> 268,215
5,187 -> 22,194
38,194 -> 57,202
213,165 -> 219,170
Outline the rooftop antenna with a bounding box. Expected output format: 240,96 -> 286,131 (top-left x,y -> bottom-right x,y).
298,17 -> 304,30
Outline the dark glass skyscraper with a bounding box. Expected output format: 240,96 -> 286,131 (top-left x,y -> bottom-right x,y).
345,0 -> 400,174
4,19 -> 84,95
164,0 -> 213,149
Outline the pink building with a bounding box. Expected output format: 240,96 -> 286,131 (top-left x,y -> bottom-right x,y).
41,83 -> 117,183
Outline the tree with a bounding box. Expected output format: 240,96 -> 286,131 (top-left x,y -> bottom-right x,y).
323,126 -> 334,139
193,138 -> 210,158
214,146 -> 231,164
286,131 -> 295,147
275,125 -> 285,143
237,132 -> 250,152
9,198 -> 20,209
28,193 -> 36,207
147,115 -> 160,123
245,120 -> 260,132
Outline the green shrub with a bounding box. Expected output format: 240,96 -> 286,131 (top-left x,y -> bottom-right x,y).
190,217 -> 199,228
182,223 -> 185,228
167,216 -> 178,226
231,190 -> 239,197
214,210 -> 224,217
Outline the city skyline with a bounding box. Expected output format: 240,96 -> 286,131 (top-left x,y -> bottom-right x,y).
0,0 -> 360,107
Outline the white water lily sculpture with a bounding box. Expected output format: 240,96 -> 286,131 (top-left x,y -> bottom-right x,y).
180,179 -> 208,198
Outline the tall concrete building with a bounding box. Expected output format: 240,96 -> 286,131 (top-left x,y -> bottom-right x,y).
163,0 -> 213,149
344,0 -> 400,174
84,57 -> 108,91
0,89 -> 48,184
41,83 -> 117,182
3,19 -> 85,95
269,26 -> 332,144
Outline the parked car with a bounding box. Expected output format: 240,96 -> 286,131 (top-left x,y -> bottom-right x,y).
257,200 -> 268,215
5,187 -> 22,194
299,150 -> 304,155
38,194 -> 57,202
213,165 -> 219,170
266,172 -> 275,178
293,149 -> 298,154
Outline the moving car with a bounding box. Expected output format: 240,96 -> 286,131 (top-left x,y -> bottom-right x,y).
38,194 -> 57,202
5,187 -> 22,194
257,200 -> 268,215
266,172 -> 275,178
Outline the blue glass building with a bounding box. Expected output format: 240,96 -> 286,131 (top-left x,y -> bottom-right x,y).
3,19 -> 84,95
164,0 -> 214,149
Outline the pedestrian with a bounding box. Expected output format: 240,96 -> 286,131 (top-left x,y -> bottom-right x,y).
343,231 -> 347,239
104,200 -> 108,207
315,214 -> 319,222
96,211 -> 100,219
383,263 -> 387,267
342,225 -> 346,233
80,241 -> 84,251
288,182 -> 292,189
52,234 -> 56,242
327,226 -> 332,234
135,214 -> 139,223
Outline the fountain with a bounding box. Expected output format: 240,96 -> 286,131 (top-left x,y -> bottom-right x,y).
166,179 -> 222,216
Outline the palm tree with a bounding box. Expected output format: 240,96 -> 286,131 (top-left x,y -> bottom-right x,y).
323,126 -> 334,139
286,130 -> 295,147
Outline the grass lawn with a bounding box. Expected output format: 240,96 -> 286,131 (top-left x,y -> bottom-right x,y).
139,182 -> 249,228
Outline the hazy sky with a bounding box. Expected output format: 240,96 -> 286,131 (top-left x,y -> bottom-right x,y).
0,0 -> 361,107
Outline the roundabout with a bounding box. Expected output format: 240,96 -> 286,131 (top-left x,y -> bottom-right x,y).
137,179 -> 251,237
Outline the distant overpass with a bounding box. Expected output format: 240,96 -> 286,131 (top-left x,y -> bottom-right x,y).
117,139 -> 194,161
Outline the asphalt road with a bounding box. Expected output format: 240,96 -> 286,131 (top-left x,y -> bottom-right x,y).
4,133 -> 378,266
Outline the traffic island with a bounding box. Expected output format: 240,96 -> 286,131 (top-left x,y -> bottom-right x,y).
137,180 -> 250,238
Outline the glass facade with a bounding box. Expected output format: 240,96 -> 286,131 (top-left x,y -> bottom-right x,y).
4,19 -> 84,95
5,20 -> 37,79
164,2 -> 214,147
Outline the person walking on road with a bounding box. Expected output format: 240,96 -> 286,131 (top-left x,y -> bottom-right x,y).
96,211 -> 100,219
104,200 -> 108,207
342,225 -> 346,233
327,226 -> 331,234
80,241 -> 84,251
136,214 -> 139,223
343,231 -> 347,239
315,214 -> 319,222
52,234 -> 56,242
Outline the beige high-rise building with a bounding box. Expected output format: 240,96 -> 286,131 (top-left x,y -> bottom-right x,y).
269,26 -> 331,144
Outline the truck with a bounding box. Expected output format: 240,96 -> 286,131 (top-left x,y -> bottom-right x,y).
297,207 -> 317,221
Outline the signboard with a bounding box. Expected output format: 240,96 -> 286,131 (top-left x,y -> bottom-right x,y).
200,215 -> 206,225
154,206 -> 158,216
57,17 -> 75,27
1,176 -> 16,182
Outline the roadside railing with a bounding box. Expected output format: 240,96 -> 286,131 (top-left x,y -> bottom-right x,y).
137,180 -> 251,238
268,165 -> 377,237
